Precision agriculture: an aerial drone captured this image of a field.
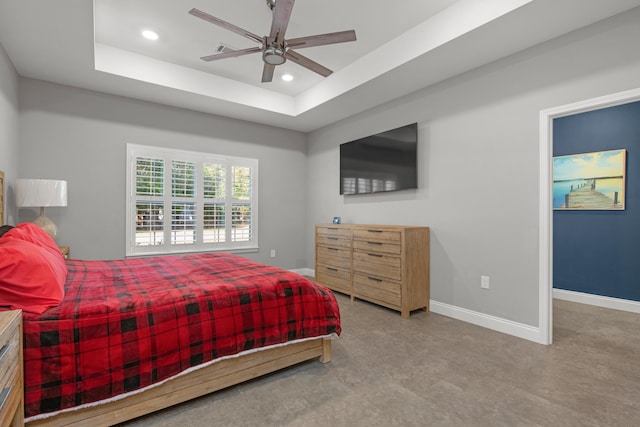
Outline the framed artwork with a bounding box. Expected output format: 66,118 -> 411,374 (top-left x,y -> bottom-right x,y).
553,149 -> 626,210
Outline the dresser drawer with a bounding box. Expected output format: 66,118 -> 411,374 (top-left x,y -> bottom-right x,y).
316,226 -> 351,238
0,369 -> 20,427
316,263 -> 351,281
353,252 -> 402,281
316,246 -> 351,270
353,239 -> 400,255
0,310 -> 23,427
0,332 -> 19,387
317,234 -> 351,249
353,273 -> 401,307
353,228 -> 401,244
316,266 -> 351,295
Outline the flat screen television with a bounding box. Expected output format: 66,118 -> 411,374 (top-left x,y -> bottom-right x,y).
340,123 -> 418,195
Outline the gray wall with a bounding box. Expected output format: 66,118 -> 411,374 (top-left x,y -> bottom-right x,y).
18,79 -> 308,265
306,9 -> 640,327
0,42 -> 19,225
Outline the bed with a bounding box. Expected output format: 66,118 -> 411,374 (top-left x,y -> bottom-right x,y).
0,224 -> 340,427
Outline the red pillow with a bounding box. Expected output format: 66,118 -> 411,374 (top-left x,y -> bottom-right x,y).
4,223 -> 64,262
0,237 -> 66,314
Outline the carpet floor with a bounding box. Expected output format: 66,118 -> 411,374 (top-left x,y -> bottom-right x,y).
121,294 -> 640,426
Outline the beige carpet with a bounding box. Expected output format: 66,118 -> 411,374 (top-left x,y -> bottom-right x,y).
121,294 -> 640,426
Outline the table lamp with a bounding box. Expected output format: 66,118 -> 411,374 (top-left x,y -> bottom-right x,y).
15,179 -> 68,241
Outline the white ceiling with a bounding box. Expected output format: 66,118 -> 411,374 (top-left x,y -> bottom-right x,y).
94,0 -> 460,96
1,0 -> 640,132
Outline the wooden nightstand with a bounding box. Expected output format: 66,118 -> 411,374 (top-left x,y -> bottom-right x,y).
0,310 -> 23,427
59,246 -> 70,260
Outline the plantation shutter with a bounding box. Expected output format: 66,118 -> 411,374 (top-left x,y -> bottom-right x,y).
126,144 -> 258,256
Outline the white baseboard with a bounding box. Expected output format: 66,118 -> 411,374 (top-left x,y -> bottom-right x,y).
291,268 -> 314,277
553,289 -> 640,314
430,301 -> 545,344
303,268 -> 545,344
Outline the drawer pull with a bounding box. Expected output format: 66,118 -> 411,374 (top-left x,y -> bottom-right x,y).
327,267 -> 339,272
0,344 -> 9,361
0,386 -> 10,411
367,230 -> 383,233
368,277 -> 383,282
328,237 -> 338,241
328,248 -> 339,251
327,227 -> 339,231
366,241 -> 383,245
367,253 -> 383,258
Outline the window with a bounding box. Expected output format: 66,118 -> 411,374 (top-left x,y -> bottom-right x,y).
126,144 -> 258,256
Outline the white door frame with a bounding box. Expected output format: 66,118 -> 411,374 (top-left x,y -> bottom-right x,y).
538,87 -> 640,345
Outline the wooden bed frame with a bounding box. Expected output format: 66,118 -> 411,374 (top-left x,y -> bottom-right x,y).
26,337 -> 332,427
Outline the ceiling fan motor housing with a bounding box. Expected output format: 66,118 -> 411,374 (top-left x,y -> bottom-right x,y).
263,45 -> 286,65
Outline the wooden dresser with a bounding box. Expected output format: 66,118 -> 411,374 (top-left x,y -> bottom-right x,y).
315,224 -> 429,317
0,310 -> 23,427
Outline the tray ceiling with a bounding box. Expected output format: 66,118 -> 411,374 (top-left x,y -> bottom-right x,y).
1,0 -> 639,131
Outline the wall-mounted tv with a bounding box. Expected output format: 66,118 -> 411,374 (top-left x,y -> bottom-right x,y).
340,123 -> 418,195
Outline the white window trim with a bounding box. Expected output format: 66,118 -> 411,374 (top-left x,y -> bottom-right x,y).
126,143 -> 259,257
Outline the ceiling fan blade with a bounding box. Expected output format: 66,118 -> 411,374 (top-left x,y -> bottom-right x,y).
201,47 -> 262,62
261,63 -> 276,83
285,50 -> 332,77
189,8 -> 263,45
268,0 -> 295,45
286,30 -> 356,49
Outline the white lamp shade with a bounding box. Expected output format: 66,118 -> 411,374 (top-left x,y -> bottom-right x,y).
15,179 -> 68,207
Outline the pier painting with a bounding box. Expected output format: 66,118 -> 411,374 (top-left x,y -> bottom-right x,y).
553,149 -> 626,210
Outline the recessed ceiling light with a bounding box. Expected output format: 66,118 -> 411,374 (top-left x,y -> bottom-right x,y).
281,74 -> 294,82
142,30 -> 159,41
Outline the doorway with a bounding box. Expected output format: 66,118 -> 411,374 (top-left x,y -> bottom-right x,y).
538,87 -> 640,345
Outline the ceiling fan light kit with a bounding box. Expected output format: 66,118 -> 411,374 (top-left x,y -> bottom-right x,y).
263,45 -> 286,65
189,0 -> 356,82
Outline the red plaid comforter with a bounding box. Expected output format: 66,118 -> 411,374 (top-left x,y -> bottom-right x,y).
22,252 -> 340,419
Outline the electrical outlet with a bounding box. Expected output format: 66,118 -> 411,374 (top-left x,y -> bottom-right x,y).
481,275 -> 490,289
270,249 -> 276,258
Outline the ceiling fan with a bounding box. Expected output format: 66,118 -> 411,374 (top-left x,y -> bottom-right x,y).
189,0 -> 356,82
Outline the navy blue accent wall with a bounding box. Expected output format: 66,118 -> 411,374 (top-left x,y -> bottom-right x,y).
553,100 -> 640,301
